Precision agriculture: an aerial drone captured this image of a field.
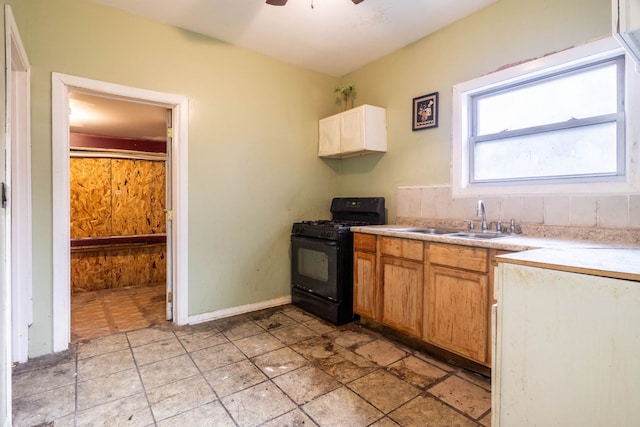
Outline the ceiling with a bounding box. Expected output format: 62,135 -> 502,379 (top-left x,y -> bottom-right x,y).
69,92 -> 168,141
74,0 -> 496,141
92,0 -> 496,77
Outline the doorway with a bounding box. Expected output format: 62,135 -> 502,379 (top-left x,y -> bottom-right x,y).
52,73 -> 189,352
68,93 -> 169,341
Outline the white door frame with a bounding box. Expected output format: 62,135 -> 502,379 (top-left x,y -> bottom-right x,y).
3,4 -> 30,423
51,73 -> 189,352
7,4 -> 31,365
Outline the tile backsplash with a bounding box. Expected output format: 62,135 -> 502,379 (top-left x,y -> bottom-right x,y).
396,186 -> 640,243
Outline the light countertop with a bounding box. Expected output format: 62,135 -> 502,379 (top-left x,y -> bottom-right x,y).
351,224 -> 640,281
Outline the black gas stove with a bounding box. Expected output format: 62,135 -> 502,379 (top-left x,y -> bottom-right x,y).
290,197 -> 385,324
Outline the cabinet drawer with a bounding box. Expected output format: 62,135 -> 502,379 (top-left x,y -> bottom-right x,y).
354,233 -> 377,252
428,243 -> 488,273
380,237 -> 423,261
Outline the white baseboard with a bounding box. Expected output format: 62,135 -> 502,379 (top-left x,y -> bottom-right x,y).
187,296 -> 292,325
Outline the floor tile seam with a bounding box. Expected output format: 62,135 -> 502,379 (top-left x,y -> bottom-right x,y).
11,361 -> 77,381
76,360 -> 139,382
476,407 -> 492,424
220,323 -> 268,342
126,330 -> 159,426
126,335 -> 169,349
129,333 -> 185,360
421,370 -> 460,391
75,382 -> 148,413
297,404 -> 322,427
421,388 -> 488,424
140,370 -> 204,394
10,384 -> 78,408
11,347 -> 79,392
180,339 -> 234,355
343,369 -> 421,416
242,332 -> 287,361
208,376 -> 271,426
173,328 -> 229,410
434,370 -> 492,396
456,371 -> 492,392
299,384 -> 384,425
75,344 -> 130,361
294,384 -> 362,426
211,376 -> 272,401
408,350 -> 460,374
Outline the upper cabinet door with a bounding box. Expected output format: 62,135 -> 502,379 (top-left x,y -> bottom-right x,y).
340,107 -> 364,155
318,114 -> 341,157
613,0 -> 640,63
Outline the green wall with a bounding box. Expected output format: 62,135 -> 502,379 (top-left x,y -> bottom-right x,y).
24,0 -> 341,356
338,0 -> 611,221
14,0 -> 611,356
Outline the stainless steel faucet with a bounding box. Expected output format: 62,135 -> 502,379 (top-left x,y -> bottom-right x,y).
477,200 -> 488,231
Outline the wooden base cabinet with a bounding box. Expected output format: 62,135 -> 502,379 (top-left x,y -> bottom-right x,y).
381,257 -> 423,336
354,250 -> 377,319
425,243 -> 491,365
353,234 -> 502,368
425,265 -> 489,363
353,233 -> 379,319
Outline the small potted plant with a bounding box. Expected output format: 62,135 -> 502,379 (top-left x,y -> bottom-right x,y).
334,83 -> 356,111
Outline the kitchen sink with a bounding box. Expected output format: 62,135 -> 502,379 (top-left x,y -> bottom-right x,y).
447,231 -> 509,240
410,228 -> 462,235
385,226 -> 512,240
387,227 -> 460,234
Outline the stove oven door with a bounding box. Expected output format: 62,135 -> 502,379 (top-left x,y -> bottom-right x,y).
291,235 -> 339,301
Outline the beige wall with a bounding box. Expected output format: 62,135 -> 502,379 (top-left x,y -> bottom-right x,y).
14,0 -> 617,356
338,0 -> 614,222
24,0 -> 341,356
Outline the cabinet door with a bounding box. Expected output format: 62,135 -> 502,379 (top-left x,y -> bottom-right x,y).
339,107 -> 363,154
318,114 -> 341,157
354,251 -> 378,319
425,265 -> 489,363
381,257 -> 423,337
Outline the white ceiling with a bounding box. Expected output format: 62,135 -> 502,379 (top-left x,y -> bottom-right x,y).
69,92 -> 168,141
92,0 -> 496,77
75,0 -> 496,140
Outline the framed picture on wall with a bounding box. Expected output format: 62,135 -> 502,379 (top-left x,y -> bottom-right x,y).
412,92 -> 439,131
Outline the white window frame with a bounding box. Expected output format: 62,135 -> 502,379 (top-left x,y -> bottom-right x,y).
452,37 -> 640,196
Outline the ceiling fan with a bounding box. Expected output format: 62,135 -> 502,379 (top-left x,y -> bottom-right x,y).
266,0 -> 364,5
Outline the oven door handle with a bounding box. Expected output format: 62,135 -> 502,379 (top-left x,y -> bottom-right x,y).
291,235 -> 338,246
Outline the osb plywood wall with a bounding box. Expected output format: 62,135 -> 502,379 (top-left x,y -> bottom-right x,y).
71,244 -> 166,293
70,158 -> 166,237
70,157 -> 166,293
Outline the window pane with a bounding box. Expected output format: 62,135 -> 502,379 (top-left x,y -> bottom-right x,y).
475,62 -> 618,136
473,122 -> 618,181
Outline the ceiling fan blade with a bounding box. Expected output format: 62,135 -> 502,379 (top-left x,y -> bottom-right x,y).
266,0 -> 288,5
352,0 -> 364,4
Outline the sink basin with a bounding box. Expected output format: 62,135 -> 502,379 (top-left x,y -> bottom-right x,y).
410,228 -> 461,235
447,231 -> 509,240
388,227 -> 460,234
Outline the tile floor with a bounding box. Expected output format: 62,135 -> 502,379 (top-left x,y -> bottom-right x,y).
71,283 -> 166,342
12,305 -> 492,426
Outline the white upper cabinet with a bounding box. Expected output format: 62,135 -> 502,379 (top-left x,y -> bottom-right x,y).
613,0 -> 640,63
318,104 -> 387,158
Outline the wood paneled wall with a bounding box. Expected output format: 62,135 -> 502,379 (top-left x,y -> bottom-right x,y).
70,158 -> 166,237
70,156 -> 167,293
